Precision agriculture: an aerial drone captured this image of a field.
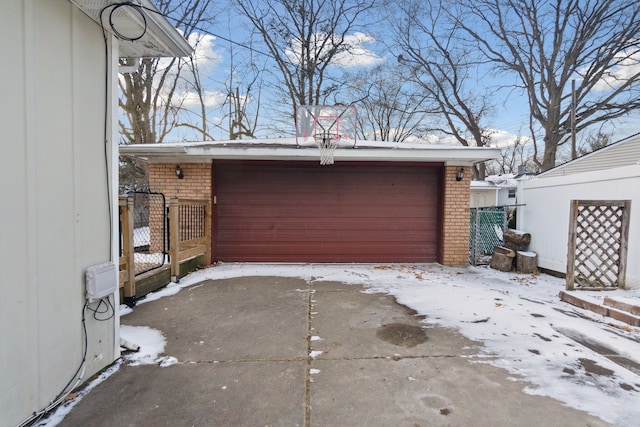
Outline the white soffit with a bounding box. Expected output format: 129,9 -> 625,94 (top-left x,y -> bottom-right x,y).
119,139 -> 501,166
69,0 -> 192,58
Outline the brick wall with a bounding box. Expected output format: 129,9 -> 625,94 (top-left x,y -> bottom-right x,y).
440,166 -> 471,266
147,161 -> 470,267
148,162 -> 212,200
148,162 -> 212,255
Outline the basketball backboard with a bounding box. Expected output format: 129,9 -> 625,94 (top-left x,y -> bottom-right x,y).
295,105 -> 358,148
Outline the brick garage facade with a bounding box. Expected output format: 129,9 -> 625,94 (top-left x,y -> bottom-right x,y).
148,162 -> 472,267
147,163 -> 212,253
441,166 -> 471,266
148,162 -> 212,201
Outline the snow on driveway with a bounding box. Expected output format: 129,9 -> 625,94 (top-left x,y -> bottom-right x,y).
143,263 -> 640,426
41,263 -> 640,426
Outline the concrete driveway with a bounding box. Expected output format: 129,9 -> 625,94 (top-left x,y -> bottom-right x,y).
57,276 -> 609,426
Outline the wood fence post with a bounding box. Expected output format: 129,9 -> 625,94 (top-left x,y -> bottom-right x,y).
566,200 -> 578,290
169,197 -> 180,282
119,196 -> 136,299
205,200 -> 212,265
618,200 -> 631,289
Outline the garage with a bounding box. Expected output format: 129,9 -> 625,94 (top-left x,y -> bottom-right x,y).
121,137 -> 501,267
214,160 -> 441,262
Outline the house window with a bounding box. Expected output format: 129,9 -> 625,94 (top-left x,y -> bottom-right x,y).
508,189 -> 516,198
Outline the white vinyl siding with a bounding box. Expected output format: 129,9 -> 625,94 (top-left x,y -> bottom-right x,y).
542,133 -> 640,178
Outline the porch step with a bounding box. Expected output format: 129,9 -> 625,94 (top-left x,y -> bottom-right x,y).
559,291 -> 640,327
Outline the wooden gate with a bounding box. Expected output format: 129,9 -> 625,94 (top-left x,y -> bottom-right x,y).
566,200 -> 631,290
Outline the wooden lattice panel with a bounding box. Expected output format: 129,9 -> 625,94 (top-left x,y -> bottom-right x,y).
566,200 -> 631,290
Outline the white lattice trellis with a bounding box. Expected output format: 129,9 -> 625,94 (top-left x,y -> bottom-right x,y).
566,200 -> 631,290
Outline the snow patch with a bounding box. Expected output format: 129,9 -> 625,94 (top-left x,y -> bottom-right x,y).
120,325 -> 166,366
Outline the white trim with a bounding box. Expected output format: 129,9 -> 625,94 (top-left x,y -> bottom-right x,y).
120,138 -> 501,165
69,0 -> 192,58
108,34 -> 121,359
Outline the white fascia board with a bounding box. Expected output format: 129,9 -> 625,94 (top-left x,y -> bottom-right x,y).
69,0 -> 192,58
120,142 -> 501,165
140,3 -> 192,57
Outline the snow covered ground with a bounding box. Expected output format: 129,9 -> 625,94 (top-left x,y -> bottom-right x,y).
45,263 -> 640,426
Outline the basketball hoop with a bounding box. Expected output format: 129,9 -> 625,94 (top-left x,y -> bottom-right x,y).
315,132 -> 339,165
296,105 -> 358,164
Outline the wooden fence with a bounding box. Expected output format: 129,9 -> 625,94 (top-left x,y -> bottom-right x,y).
119,195 -> 211,301
566,200 -> 631,290
168,197 -> 211,282
119,196 -> 136,301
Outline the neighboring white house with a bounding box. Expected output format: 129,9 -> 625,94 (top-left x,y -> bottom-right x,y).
470,174 -> 518,208
0,2 -> 191,426
517,133 -> 640,288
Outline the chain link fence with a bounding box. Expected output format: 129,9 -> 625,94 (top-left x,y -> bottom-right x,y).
128,191 -> 167,275
470,207 -> 507,266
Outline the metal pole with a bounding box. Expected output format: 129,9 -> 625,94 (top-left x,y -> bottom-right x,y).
571,79 -> 576,160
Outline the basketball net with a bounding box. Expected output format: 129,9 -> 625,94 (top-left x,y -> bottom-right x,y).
316,133 -> 339,165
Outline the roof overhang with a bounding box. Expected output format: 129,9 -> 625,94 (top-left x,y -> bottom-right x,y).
119,138 -> 501,166
69,0 -> 193,58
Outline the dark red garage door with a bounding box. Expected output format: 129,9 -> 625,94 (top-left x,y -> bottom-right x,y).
214,161 -> 441,262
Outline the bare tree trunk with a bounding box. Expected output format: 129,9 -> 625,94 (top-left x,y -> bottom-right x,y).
234,0 -> 377,121
391,0 -> 496,154
454,0 -> 640,171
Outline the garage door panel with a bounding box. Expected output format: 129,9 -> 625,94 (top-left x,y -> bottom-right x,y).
219,229 -> 434,243
218,191 -> 437,207
220,190 -> 436,206
218,207 -> 438,220
218,219 -> 438,231
220,244 -> 437,263
214,161 -> 441,262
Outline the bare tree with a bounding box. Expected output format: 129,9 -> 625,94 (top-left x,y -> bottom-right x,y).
348,64 -> 432,142
119,0 -> 218,145
550,128 -> 613,165
233,0 -> 378,121
222,34 -> 265,140
118,0 -> 218,189
577,130 -> 612,157
391,0 -> 495,179
454,0 -> 640,171
485,135 -> 536,175
226,86 -> 260,139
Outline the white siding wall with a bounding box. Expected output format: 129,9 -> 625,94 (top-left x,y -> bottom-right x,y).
542,134 -> 640,178
470,188 -> 498,208
497,187 -> 516,207
517,165 -> 640,288
0,1 -> 117,425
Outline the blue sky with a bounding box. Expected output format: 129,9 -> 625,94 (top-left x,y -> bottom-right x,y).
157,2 -> 640,154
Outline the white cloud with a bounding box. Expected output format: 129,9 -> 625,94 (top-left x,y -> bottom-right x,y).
404,129 -> 531,148
331,32 -> 385,67
151,32 -> 225,109
286,31 -> 384,68
186,32 -> 224,77
181,89 -> 227,109
487,128 -> 532,148
588,48 -> 640,91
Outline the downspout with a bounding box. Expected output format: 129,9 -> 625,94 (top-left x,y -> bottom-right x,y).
107,34 -> 121,359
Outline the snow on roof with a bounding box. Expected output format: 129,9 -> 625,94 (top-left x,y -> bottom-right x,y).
120,137 -> 501,165
470,180 -> 498,188
471,174 -> 520,189
485,173 -> 518,187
